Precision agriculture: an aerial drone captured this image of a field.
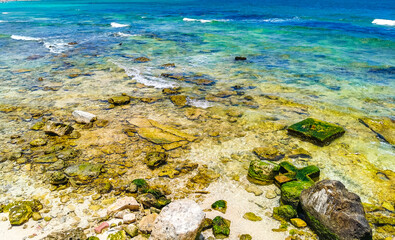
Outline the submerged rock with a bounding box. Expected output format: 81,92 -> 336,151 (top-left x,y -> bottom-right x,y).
146,151 -> 168,169
247,160 -> 278,185
44,121 -> 74,136
64,163 -> 103,184
29,138 -> 47,147
300,180 -> 372,240
9,204 -> 32,226
134,57 -> 151,63
243,212 -> 262,221
43,228 -> 87,240
359,117 -> 395,145
272,205 -> 297,221
72,110 -> 97,124
212,216 -> 231,239
212,200 -> 227,214
169,95 -> 188,107
108,95 -> 131,105
287,118 -> 345,146
235,56 -> 247,61
49,171 -> 68,185
107,197 -> 140,215
150,199 -> 205,240
253,146 -> 285,161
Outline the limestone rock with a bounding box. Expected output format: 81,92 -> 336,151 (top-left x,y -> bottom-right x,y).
44,121 -> 74,136
300,180 -> 372,240
64,163 -> 103,184
123,213 -> 136,224
139,213 -> 158,233
72,110 -> 97,124
359,117 -> 395,145
107,197 -> 140,215
287,118 -> 345,146
149,199 -> 205,240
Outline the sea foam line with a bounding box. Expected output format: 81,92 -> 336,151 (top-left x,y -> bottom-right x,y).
372,19 -> 395,26
11,35 -> 42,41
111,22 -> 129,28
111,61 -> 177,89
183,17 -> 228,23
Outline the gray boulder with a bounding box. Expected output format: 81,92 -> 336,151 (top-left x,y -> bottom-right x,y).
149,199 -> 205,240
300,180 -> 372,240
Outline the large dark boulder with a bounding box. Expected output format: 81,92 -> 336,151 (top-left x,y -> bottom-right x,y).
300,180 -> 372,240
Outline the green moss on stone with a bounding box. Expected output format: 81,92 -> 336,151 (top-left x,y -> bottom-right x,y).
247,160 -> 278,185
212,216 -> 231,239
273,205 -> 297,221
281,181 -> 313,208
212,200 -> 227,214
87,237 -> 100,240
132,179 -> 149,192
304,211 -> 340,240
287,118 -> 345,146
9,204 -> 32,226
107,230 -> 126,240
145,152 -> 168,169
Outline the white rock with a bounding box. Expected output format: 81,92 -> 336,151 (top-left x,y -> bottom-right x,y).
72,110 -> 97,124
149,199 -> 205,240
139,213 -> 158,233
107,197 -> 140,215
123,213 -> 136,224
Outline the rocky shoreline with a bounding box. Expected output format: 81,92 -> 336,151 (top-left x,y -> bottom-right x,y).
0,53 -> 394,240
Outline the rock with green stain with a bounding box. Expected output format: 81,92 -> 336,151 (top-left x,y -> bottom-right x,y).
212,200 -> 227,214
87,237 -> 100,240
201,218 -> 213,231
96,180 -> 112,194
49,171 -> 68,185
31,121 -> 45,130
64,163 -> 103,184
9,204 -> 33,225
240,234 -> 252,240
146,152 -> 168,169
108,95 -> 131,105
287,118 -> 345,146
107,230 -> 126,240
272,205 -> 297,221
123,224 -> 139,238
4,200 -> 43,213
247,160 -> 278,185
132,178 -> 149,192
243,212 -> 262,221
281,180 -> 313,208
212,216 -> 231,239
30,138 -> 47,147
169,95 -> 188,107
137,193 -> 171,209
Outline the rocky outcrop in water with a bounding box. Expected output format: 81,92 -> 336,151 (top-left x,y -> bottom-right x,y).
300,180 -> 372,240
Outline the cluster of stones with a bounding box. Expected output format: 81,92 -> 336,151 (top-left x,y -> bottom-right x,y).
246,118 -> 373,240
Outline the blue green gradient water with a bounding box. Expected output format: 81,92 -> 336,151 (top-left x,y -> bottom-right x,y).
0,0 -> 394,116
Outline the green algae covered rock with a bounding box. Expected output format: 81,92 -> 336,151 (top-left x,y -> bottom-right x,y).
107,230 -> 126,240
9,204 -> 32,225
132,178 -> 149,192
30,138 -> 47,147
96,179 -> 113,194
108,95 -> 131,105
273,205 -> 297,221
287,118 -> 345,146
277,161 -> 320,184
212,200 -> 227,214
243,212 -> 262,221
247,160 -> 278,185
212,216 -> 231,239
281,180 -> 313,208
240,234 -> 252,240
87,237 -> 100,240
4,199 -> 43,213
145,152 -> 168,169
169,95 -> 188,107
49,171 -> 68,185
136,193 -> 171,209
64,163 -> 103,184
31,121 -> 45,130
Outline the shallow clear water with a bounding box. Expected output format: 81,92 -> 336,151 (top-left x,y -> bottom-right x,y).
0,0 -> 394,115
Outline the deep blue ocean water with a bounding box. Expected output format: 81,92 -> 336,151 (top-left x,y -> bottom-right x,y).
0,0 -> 394,115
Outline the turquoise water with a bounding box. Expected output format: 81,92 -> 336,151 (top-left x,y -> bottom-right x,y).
0,0 -> 394,115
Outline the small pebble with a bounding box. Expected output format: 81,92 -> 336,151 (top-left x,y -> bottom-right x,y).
265,189 -> 277,199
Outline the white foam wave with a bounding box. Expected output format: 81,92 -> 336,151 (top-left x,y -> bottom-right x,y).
112,61 -> 177,89
43,39 -> 69,53
187,99 -> 213,109
262,17 -> 299,23
111,22 -> 129,28
183,17 -> 228,23
0,20 -> 5,23
115,32 -> 134,37
2,12 -> 9,15
372,19 -> 395,26
11,35 -> 42,41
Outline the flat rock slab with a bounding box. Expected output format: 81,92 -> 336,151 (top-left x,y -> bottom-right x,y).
150,199 -> 205,240
300,180 -> 372,240
72,110 -> 97,124
64,163 -> 103,184
128,118 -> 197,145
287,118 -> 345,146
107,197 -> 140,215
44,121 -> 74,136
359,117 -> 395,145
